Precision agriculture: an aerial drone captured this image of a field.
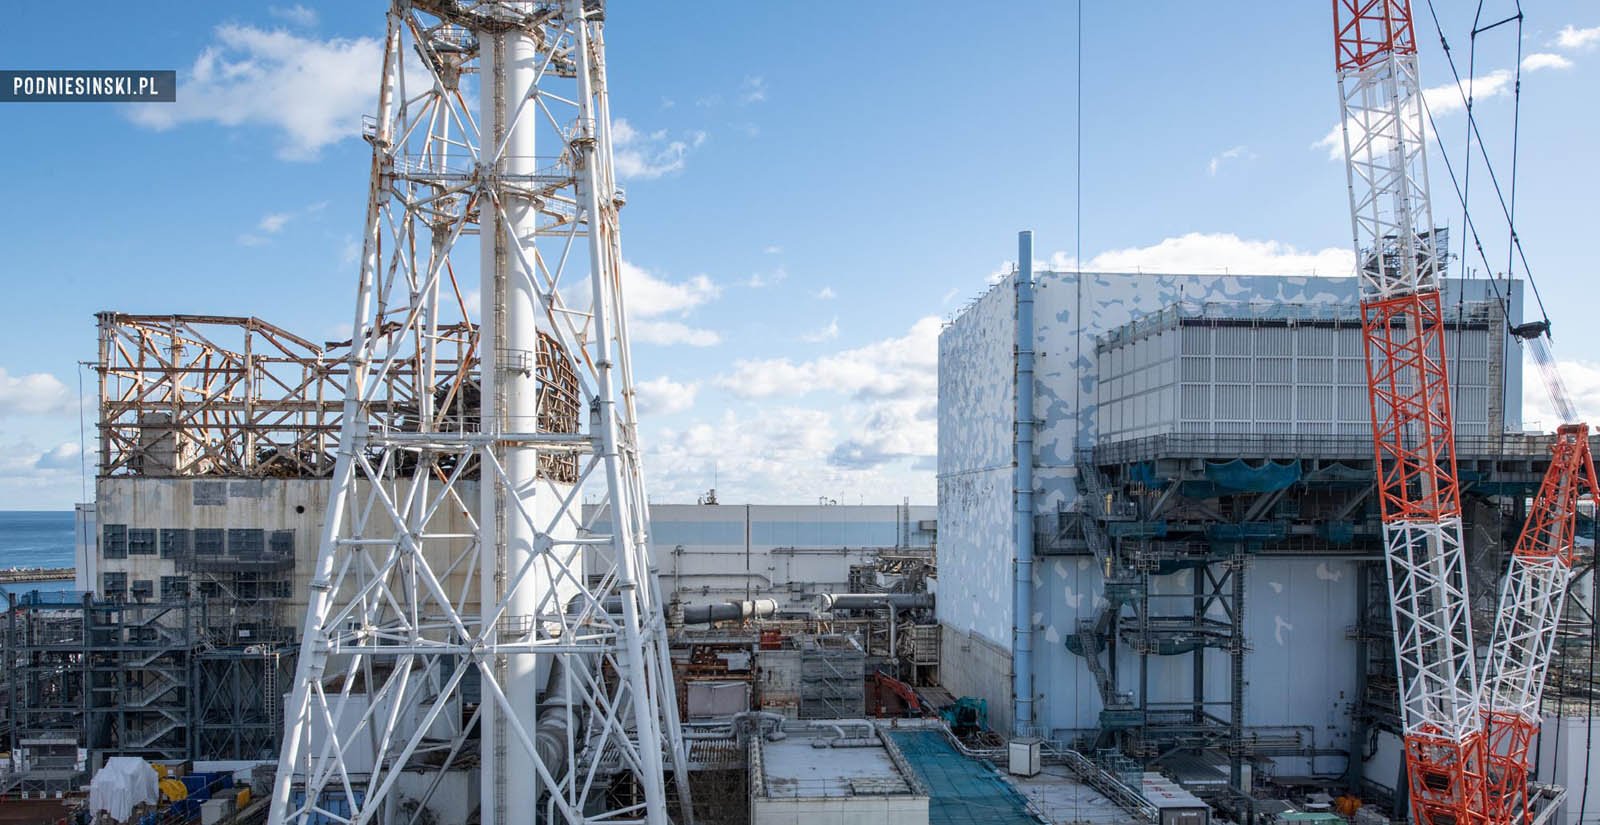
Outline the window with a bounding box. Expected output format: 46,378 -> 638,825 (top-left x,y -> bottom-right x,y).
194,529 -> 225,555
102,571 -> 127,597
160,576 -> 188,600
193,481 -> 226,506
103,524 -> 128,559
197,580 -> 222,598
228,528 -> 265,557
160,528 -> 190,559
130,579 -> 154,600
269,530 -> 295,557
127,528 -> 157,556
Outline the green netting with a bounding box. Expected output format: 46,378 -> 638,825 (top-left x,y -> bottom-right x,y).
888,730 -> 1038,825
1202,458 -> 1301,492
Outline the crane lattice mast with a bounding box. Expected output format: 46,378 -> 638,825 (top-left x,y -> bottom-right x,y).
1481,422 -> 1596,825
267,2 -> 691,823
1334,3 -> 1486,824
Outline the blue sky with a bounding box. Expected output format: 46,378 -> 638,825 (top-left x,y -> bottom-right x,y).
2,2 -> 1598,509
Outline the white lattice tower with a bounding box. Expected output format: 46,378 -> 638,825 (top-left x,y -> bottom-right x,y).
1334,3 -> 1486,824
267,2 -> 691,823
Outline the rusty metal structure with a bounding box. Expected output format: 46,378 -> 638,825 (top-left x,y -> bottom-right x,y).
95,313 -> 576,482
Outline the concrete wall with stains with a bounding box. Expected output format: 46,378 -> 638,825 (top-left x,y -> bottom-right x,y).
938,265 -> 1524,756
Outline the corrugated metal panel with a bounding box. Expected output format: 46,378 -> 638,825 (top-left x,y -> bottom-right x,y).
1097,309 -> 1501,441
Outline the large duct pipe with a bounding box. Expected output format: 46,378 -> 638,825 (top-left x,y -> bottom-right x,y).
815,593 -> 933,612
1013,229 -> 1036,736
679,599 -> 778,625
532,655 -> 592,782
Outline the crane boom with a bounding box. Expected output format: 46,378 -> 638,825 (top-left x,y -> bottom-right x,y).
1334,3 -> 1486,825
1481,423 -> 1597,825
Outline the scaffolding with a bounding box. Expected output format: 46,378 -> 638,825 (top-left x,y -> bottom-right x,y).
1,588 -> 297,785
3,591 -> 91,796
1045,430 -> 1563,810
85,599 -> 193,765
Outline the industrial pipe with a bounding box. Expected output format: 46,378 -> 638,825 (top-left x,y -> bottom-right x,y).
814,593 -> 933,612
679,599 -> 777,625
532,655 -> 591,786
1013,229 -> 1037,736
808,719 -> 877,748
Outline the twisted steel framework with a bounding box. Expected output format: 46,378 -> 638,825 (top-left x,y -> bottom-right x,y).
268,2 -> 689,823
1335,3 -> 1487,824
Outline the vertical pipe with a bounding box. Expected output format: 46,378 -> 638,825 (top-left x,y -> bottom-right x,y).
479,23 -> 544,825
1013,230 -> 1036,736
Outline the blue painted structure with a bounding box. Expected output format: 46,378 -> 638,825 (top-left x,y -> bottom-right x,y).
1013,230 -> 1036,736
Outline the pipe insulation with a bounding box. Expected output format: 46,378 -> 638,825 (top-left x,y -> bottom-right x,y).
679,599 -> 778,625
1013,229 -> 1036,736
815,593 -> 933,612
533,655 -> 591,783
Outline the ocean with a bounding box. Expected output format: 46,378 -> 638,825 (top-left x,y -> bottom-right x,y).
0,510 -> 78,596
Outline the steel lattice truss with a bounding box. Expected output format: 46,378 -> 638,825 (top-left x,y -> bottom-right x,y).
1481,424 -> 1598,825
268,2 -> 690,824
96,313 -> 356,478
1334,3 -> 1486,824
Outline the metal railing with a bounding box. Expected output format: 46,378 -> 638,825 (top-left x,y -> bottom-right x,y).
1094,431 -> 1562,465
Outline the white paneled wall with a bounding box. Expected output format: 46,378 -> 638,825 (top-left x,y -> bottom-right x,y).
1096,311 -> 1498,443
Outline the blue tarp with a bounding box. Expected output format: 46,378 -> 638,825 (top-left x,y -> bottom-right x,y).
1127,461 -> 1171,490
1203,458 -> 1301,493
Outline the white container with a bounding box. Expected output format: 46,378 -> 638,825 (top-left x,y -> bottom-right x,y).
1008,737 -> 1041,777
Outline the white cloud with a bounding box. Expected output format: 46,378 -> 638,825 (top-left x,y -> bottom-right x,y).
740,75 -> 768,104
258,212 -> 293,233
622,261 -> 718,316
814,287 -> 836,300
746,267 -> 788,288
633,320 -> 720,347
34,442 -> 81,471
127,24 -> 383,160
1522,357 -> 1600,431
1522,52 -> 1574,72
0,369 -> 75,416
611,118 -> 705,180
941,287 -> 960,305
801,318 -> 840,343
1207,145 -> 1253,176
763,245 -> 783,255
268,4 -> 317,27
718,316 -> 940,400
828,399 -> 936,469
635,377 -> 699,416
238,201 -> 328,246
1312,56 -> 1571,160
0,440 -> 88,508
1051,232 -> 1354,276
1556,24 -> 1600,51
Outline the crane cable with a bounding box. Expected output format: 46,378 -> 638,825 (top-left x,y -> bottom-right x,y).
1419,1 -> 1575,424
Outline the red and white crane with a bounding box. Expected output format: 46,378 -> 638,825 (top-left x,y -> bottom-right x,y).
1481,410 -> 1595,825
1333,3 -> 1487,824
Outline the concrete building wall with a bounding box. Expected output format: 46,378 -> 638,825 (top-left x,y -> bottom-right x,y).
935,280 -> 1016,646
589,503 -> 935,613
1025,556 -> 1360,752
937,267 -> 1523,761
91,484 -> 934,629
